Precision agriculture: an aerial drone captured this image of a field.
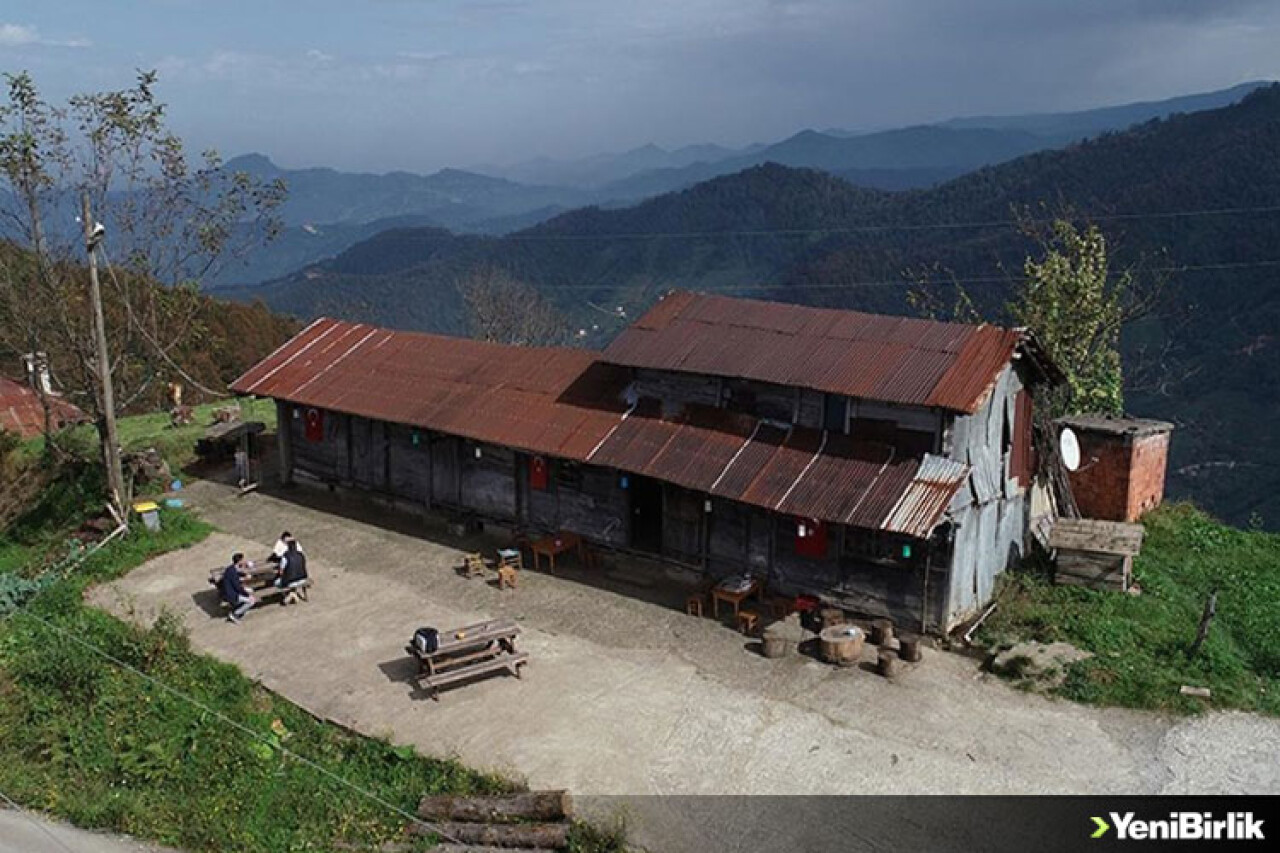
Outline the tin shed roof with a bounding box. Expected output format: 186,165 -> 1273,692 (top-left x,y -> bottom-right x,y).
603,291 -> 1028,413
233,318 -> 967,537
0,376 -> 84,439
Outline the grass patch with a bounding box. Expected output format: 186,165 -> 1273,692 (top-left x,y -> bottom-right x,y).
1,456 -> 626,851
21,397 -> 277,472
979,503 -> 1280,715
0,506 -> 516,852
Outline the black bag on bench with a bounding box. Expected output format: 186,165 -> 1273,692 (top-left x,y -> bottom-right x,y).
413,627 -> 439,655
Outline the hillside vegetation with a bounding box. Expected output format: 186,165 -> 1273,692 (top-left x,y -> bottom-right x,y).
980,504 -> 1280,716
223,86 -> 1280,529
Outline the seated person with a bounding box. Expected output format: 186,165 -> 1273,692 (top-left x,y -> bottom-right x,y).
267,531 -> 295,565
219,552 -> 255,624
275,538 -> 309,604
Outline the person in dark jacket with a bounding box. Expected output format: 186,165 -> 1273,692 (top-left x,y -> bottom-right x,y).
220,552 -> 255,623
276,537 -> 309,605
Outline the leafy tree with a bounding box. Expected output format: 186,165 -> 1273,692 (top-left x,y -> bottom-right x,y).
1011,218 -> 1153,417
0,70 -> 285,518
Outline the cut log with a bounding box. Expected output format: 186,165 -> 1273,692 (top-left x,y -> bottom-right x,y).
877,648 -> 899,678
434,846 -> 551,853
898,635 -> 922,663
418,792 -> 572,824
870,619 -> 894,645
409,822 -> 571,849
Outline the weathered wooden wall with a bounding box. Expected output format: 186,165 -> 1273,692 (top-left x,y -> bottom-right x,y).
291,405 -> 349,481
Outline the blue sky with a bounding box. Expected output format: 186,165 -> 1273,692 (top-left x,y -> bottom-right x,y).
3,0 -> 1278,173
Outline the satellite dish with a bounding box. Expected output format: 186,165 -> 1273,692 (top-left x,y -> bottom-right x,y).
1059,427 -> 1081,472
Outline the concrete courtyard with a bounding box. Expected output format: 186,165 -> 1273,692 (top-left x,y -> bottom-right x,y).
90,477 -> 1280,851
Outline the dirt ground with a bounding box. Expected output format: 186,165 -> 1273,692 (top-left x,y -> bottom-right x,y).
91,478 -> 1280,852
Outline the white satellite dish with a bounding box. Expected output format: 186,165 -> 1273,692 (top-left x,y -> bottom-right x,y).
1059,427 -> 1081,472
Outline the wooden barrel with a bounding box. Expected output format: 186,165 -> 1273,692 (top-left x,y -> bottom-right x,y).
820,607 -> 846,631
761,632 -> 789,659
819,625 -> 864,665
870,618 -> 894,645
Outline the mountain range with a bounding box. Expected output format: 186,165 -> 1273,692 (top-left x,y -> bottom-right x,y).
211,82 -> 1269,286
217,83 -> 1280,530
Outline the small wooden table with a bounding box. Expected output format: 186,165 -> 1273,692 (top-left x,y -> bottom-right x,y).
529,532 -> 584,573
209,562 -> 309,604
711,576 -> 763,619
406,619 -> 528,700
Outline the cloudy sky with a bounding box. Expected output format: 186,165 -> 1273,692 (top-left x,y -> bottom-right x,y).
3,0 -> 1278,173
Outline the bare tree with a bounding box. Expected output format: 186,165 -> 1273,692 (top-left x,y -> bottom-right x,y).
0,70 -> 284,518
457,266 -> 569,347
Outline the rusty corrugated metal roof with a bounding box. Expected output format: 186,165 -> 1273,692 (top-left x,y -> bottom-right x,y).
603,291 -> 1025,414
0,376 -> 84,439
233,318 -> 966,537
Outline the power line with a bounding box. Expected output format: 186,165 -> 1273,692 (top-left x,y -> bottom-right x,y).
531,258 -> 1280,292
495,203 -> 1280,242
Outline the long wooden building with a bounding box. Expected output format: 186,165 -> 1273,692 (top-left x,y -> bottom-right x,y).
231,291 -> 1059,632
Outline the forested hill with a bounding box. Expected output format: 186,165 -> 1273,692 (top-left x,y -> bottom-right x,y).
221,84 -> 1280,528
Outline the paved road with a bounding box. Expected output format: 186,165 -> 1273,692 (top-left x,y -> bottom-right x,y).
0,808 -> 177,853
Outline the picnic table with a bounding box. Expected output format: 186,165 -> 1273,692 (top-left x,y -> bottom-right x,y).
406,618 -> 528,700
529,531 -> 584,573
711,575 -> 763,619
208,560 -> 310,602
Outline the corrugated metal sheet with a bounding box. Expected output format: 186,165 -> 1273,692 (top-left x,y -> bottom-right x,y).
882,453 -> 969,538
603,291 -> 1025,414
233,318 -> 963,537
0,376 -> 83,439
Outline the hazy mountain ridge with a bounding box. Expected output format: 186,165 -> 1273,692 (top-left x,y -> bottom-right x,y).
212,83 -> 1271,287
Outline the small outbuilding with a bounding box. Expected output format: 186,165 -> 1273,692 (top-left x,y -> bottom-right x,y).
1049,518 -> 1144,591
1056,414 -> 1173,522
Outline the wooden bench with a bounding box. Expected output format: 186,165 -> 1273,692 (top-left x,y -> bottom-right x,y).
405,619 -> 527,700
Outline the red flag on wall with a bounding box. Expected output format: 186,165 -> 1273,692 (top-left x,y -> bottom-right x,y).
530,455 -> 549,491
304,408 -> 324,443
794,517 -> 827,558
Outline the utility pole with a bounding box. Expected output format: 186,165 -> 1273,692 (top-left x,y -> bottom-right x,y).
82,192 -> 127,524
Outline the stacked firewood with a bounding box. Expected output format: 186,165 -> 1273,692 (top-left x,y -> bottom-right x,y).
408,790 -> 574,851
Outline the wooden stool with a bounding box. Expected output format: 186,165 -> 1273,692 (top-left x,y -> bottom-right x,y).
462,552 -> 488,578
737,609 -> 760,636
685,594 -> 705,617
870,618 -> 894,645
820,607 -> 846,631
497,565 -> 519,590
898,635 -> 922,663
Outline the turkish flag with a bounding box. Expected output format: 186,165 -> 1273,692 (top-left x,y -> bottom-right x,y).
794,517 -> 827,558
530,456 -> 549,491
304,408 -> 324,443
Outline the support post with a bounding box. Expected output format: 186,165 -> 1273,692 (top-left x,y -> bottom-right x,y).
275,399 -> 294,486
81,193 -> 126,521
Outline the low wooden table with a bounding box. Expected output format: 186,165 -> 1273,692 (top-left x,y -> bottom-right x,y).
711,576 -> 763,619
529,532 -> 584,574
406,619 -> 528,700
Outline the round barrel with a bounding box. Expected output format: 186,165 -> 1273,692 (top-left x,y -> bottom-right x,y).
819,624 -> 864,665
